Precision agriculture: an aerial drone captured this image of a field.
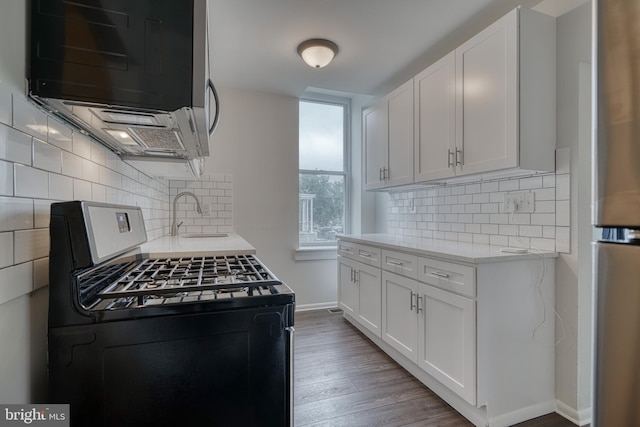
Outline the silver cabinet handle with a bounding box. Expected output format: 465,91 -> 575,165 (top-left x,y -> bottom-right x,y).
456,148 -> 463,166
341,246 -> 353,253
429,270 -> 450,279
383,167 -> 388,180
354,271 -> 359,284
410,291 -> 416,311
360,252 -> 373,258
417,295 -> 423,313
448,149 -> 454,168
379,167 -> 383,181
387,259 -> 404,267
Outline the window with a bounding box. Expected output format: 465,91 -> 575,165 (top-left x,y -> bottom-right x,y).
299,97 -> 350,247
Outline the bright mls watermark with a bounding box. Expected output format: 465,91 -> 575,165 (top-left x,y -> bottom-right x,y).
0,405 -> 69,426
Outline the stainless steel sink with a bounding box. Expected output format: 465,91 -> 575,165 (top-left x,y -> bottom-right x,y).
181,233 -> 229,238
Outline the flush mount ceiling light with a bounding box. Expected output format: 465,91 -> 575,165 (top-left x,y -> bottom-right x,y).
297,39 -> 339,68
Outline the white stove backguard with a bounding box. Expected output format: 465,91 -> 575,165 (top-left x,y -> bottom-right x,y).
83,202 -> 148,264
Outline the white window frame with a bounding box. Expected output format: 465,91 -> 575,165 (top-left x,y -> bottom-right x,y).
296,94 -> 351,258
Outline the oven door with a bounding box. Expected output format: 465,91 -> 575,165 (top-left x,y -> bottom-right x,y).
48,305 -> 293,427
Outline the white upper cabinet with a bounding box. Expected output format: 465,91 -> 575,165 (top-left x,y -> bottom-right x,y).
363,79 -> 414,190
414,52 -> 457,182
412,7 -> 556,186
363,100 -> 388,190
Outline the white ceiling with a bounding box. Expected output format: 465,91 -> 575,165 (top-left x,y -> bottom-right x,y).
208,0 -> 587,98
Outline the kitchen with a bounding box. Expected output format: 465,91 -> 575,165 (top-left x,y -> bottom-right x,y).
0,0 -> 613,426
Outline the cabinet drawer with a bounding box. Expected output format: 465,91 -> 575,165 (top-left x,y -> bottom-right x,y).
382,249 -> 419,279
418,257 -> 476,297
338,240 -> 357,259
337,241 -> 381,267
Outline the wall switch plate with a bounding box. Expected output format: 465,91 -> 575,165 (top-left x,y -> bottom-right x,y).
503,193 -> 535,213
202,203 -> 212,216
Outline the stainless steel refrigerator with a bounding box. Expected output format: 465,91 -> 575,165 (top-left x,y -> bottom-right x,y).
594,0 -> 640,425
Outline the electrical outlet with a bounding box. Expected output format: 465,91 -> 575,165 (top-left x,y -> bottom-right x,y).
408,199 -> 416,213
201,203 -> 212,217
503,193 -> 535,213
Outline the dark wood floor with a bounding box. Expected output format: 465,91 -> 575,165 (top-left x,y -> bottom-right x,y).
294,309 -> 579,427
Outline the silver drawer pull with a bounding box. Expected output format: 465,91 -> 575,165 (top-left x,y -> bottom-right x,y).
429,270 -> 450,279
341,246 -> 353,253
417,295 -> 423,313
388,260 -> 404,266
410,291 -> 416,311
360,252 -> 373,258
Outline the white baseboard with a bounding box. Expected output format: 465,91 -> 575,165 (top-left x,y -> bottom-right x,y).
556,400 -> 592,426
489,401 -> 556,427
295,302 -> 338,312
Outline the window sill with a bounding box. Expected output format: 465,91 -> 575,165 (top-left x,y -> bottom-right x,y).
294,246 -> 337,261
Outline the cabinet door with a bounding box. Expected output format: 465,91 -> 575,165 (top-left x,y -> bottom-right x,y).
338,257 -> 358,317
386,79 -> 414,187
363,101 -> 387,190
356,263 -> 382,337
455,8 -> 518,176
414,52 -> 456,182
418,283 -> 476,405
382,271 -> 418,363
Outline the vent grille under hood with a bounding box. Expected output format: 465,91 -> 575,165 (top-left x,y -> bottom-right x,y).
28,0 -> 219,163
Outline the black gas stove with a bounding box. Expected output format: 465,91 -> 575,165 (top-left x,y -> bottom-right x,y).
48,201 -> 294,426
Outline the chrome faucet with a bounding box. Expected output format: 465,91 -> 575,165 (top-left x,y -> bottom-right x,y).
171,191 -> 203,236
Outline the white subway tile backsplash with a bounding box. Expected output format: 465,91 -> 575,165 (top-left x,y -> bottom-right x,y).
0,262 -> 33,305
12,97 -> 48,140
14,228 -> 49,264
0,124 -> 32,165
47,117 -> 73,152
73,179 -> 92,200
556,200 -> 570,227
34,200 -> 52,228
0,197 -> 33,231
61,151 -> 84,179
33,138 -> 62,173
0,232 -> 13,268
556,174 -> 570,200
388,167 -> 570,253
92,183 -> 107,202
499,180 -> 519,192
520,176 -> 543,190
82,158 -> 100,182
531,213 -> 555,226
33,257 -> 49,290
0,159 -> 12,196
14,165 -> 48,199
49,173 -> 73,201
72,133 -> 92,159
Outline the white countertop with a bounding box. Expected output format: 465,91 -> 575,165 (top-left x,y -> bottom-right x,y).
339,233 -> 558,264
139,232 -> 255,258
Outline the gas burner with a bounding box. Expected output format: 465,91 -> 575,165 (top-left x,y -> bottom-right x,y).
92,254 -> 283,308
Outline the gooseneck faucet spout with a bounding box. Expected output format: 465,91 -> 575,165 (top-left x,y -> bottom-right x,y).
171,191 -> 203,236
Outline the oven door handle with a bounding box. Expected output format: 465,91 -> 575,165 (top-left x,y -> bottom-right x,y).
285,326 -> 295,427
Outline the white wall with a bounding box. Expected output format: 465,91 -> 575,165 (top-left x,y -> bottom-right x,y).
206,87 -> 338,308
555,2 -> 593,423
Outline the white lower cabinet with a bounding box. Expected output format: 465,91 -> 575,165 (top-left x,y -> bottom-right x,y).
338,256 -> 382,337
338,237 -> 556,427
382,270 -> 476,405
418,282 -> 476,405
382,271 -> 418,362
